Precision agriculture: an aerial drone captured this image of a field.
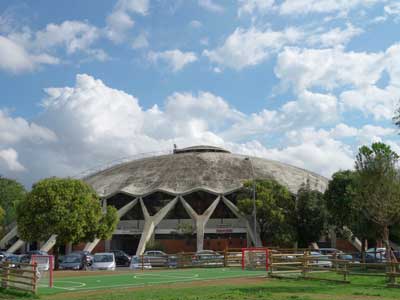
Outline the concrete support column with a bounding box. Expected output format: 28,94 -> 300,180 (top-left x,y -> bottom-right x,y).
180,195 -> 220,252
136,197 -> 178,255
40,234 -> 58,252
8,239 -> 25,253
0,226 -> 18,249
222,196 -> 261,247
84,197 -> 139,252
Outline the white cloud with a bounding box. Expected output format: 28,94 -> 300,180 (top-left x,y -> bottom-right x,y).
1,74 -> 397,185
280,0 -> 382,16
330,123 -> 396,143
148,49 -> 197,72
204,26 -> 303,70
330,123 -> 359,138
106,0 -> 149,43
238,0 -> 275,16
198,0 -> 224,13
384,2 -> 400,19
275,43 -> 400,120
0,110 -> 57,144
0,148 -> 25,172
0,35 -> 59,73
34,21 -> 100,54
340,85 -> 400,120
132,32 -> 149,49
281,90 -> 339,125
189,20 -> 203,28
0,19 -> 108,74
308,24 -> 363,48
275,46 -> 385,92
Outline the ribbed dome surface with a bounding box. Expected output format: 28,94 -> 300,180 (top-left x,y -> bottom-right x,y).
84,146 -> 328,197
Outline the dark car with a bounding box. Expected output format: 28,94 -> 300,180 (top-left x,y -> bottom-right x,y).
70,251 -> 93,266
59,254 -> 86,270
19,250 -> 48,264
3,254 -> 20,268
111,250 -> 131,266
0,251 -> 12,263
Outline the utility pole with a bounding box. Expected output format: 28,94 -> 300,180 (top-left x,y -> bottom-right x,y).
245,157 -> 257,246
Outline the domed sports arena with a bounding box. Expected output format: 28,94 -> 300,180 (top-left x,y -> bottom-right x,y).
1,145 -> 328,255
81,145 -> 328,255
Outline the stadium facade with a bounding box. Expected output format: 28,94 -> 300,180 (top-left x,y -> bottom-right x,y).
1,145 -> 328,255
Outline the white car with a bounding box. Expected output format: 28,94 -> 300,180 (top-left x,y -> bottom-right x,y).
310,251 -> 332,268
130,255 -> 152,270
92,253 -> 116,271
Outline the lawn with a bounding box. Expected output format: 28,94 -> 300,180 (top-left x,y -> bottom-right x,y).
2,269 -> 400,300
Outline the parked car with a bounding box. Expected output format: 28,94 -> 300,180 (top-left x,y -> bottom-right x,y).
192,250 -> 224,266
130,255 -> 152,270
143,250 -> 169,267
70,251 -> 93,266
20,250 -> 49,263
365,248 -> 386,262
92,253 -> 116,271
19,251 -> 51,271
310,251 -> 332,268
111,250 -> 131,266
0,251 -> 12,263
3,254 -> 20,268
337,253 -> 355,261
59,254 -> 87,270
318,248 -> 343,256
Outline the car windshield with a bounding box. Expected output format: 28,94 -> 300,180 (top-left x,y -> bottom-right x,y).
94,255 -> 113,263
63,255 -> 81,263
7,256 -> 19,262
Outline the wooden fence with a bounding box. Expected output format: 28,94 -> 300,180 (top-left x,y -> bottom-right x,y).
269,251 -> 400,287
0,261 -> 37,294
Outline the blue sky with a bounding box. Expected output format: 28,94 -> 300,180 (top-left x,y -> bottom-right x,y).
1,0 -> 400,187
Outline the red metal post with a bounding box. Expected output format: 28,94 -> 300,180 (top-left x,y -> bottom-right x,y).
50,256 -> 54,288
241,248 -> 245,270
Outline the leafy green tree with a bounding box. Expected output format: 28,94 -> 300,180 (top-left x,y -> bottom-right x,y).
0,176 -> 26,226
16,177 -> 118,265
325,170 -> 356,231
324,170 -> 379,261
354,142 -> 400,259
237,179 -> 294,246
293,183 -> 326,248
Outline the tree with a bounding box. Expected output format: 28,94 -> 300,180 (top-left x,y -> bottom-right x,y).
354,142 -> 400,260
16,177 -> 118,265
0,176 -> 26,226
324,170 -> 379,260
237,179 -> 295,246
293,183 -> 326,248
325,170 -> 356,231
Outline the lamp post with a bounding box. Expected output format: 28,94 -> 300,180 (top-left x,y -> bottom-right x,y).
245,157 -> 257,246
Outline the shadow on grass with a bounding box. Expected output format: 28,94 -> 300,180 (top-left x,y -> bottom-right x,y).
0,288 -> 38,299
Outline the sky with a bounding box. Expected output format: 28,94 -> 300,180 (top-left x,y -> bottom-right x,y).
1,0 -> 400,187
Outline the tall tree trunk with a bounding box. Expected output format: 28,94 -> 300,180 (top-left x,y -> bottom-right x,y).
53,244 -> 60,270
361,238 -> 366,263
383,225 -> 391,262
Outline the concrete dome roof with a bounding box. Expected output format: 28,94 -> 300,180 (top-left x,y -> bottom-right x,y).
84,146 -> 328,197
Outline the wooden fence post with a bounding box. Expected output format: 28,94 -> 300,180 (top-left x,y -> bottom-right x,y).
32,262 -> 37,294
302,251 -> 308,278
269,253 -> 273,276
2,262 -> 9,289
